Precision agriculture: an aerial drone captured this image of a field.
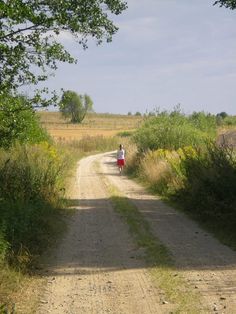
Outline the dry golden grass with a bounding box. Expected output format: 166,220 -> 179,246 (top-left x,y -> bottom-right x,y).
37,112 -> 143,141
141,157 -> 172,184
47,128 -> 121,141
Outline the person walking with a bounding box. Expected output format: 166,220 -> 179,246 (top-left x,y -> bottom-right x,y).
117,144 -> 125,174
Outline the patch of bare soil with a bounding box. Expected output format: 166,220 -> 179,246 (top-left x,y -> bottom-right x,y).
38,151 -> 236,314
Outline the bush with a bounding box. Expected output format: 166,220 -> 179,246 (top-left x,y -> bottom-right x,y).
133,111 -> 213,151
127,141 -> 236,248
129,141 -> 236,223
177,144 -> 236,220
0,95 -> 51,148
223,115 -> 236,126
188,111 -> 216,136
0,143 -> 71,265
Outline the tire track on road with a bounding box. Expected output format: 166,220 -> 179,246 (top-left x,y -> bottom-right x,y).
39,153 -> 169,314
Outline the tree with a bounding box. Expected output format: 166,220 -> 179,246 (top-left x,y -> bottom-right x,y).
0,95 -> 50,148
0,0 -> 127,104
216,112 -> 228,126
214,0 -> 236,9
216,112 -> 228,119
59,90 -> 93,123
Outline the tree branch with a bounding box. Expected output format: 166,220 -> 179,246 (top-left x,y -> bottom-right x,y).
0,24 -> 39,40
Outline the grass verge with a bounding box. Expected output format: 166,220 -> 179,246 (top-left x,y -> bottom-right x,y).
103,182 -> 207,313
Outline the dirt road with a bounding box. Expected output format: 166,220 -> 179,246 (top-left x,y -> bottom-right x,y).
39,152 -> 236,314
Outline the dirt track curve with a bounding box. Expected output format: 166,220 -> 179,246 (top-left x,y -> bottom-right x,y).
39,152 -> 236,314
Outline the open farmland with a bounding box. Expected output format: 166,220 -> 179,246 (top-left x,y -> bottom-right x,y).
37,111 -> 143,141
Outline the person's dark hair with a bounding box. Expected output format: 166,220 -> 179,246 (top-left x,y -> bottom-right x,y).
119,144 -> 123,150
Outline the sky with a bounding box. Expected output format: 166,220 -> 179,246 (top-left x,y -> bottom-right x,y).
44,0 -> 236,115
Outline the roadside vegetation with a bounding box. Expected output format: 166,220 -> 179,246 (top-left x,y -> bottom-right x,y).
0,102 -> 121,312
125,108 -> 236,250
1,103 -> 236,311
1,0 -> 128,307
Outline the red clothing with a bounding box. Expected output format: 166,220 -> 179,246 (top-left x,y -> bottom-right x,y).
117,159 -> 125,166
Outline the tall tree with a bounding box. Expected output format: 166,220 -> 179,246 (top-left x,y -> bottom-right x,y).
214,0 -> 236,9
59,90 -> 93,123
0,0 -> 127,105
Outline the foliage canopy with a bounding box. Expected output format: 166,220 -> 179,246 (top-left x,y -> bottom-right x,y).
214,0 -> 236,9
0,95 -> 50,148
0,0 -> 127,104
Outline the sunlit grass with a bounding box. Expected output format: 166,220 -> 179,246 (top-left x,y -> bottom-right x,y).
37,112 -> 143,141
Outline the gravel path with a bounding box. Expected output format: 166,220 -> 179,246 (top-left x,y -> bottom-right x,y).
38,153 -> 170,314
39,152 -> 236,314
101,152 -> 236,314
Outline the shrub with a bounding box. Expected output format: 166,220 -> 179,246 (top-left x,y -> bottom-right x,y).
188,111 -> 217,136
0,143 -> 71,265
0,95 -> 51,148
128,123 -> 236,249
133,111 -> 212,151
223,115 -> 236,126
0,143 -> 68,204
177,143 -> 236,220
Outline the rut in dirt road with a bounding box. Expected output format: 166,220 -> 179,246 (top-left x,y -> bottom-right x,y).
101,152 -> 236,314
39,153 -> 171,314
39,151 -> 236,314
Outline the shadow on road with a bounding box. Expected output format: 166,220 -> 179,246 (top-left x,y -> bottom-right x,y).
42,196 -> 236,278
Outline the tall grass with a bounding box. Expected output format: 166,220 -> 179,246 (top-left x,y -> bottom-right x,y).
0,133 -> 122,311
175,144 -> 236,248
0,141 -> 76,311
138,149 -> 184,196
126,109 -> 236,249
60,135 -> 119,153
126,142 -> 236,250
0,135 -> 120,267
0,143 -> 72,267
